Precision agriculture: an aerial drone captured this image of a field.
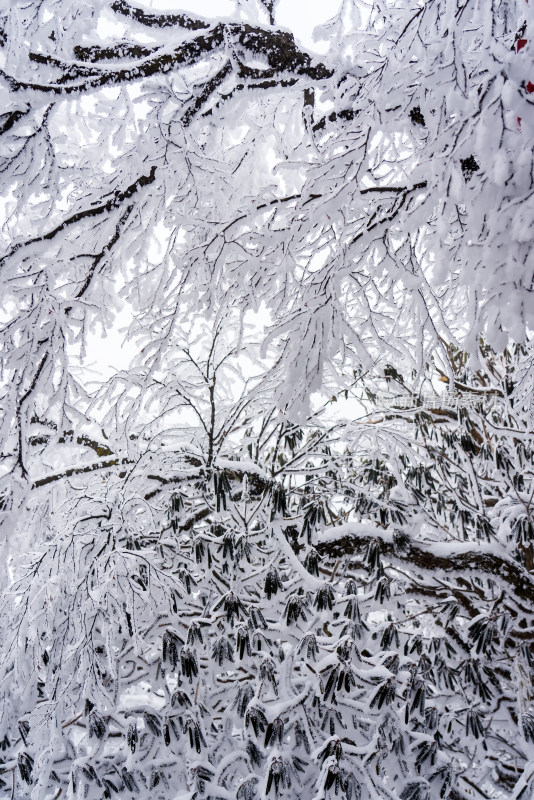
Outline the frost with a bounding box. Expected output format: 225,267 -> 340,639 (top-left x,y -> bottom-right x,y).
0,1 -> 533,799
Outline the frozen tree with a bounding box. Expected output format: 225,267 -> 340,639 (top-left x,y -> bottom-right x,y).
2,328 -> 534,800
0,1 -> 534,799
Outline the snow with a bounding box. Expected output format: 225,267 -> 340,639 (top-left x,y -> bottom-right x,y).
0,1 -> 533,799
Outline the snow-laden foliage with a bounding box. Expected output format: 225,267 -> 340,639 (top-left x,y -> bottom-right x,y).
1,335 -> 534,800
0,1 -> 534,799
0,0 -> 533,427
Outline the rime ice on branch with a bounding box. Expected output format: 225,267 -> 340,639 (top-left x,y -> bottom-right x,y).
0,2 -> 534,800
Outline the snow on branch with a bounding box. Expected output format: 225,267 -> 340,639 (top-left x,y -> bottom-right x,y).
0,166 -> 157,272
110,0 -> 211,31
3,16 -> 331,99
316,523 -> 534,604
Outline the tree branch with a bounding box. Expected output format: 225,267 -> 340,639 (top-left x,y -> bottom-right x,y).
72,202 -> 135,303
349,182 -> 427,246
259,0 -> 276,26
5,18 -> 332,97
73,42 -> 156,62
316,525 -> 534,603
32,457 -> 133,489
57,432 -> 113,458
181,61 -> 233,127
0,105 -> 31,135
16,354 -> 49,477
0,27 -> 227,94
312,107 -> 359,132
110,0 -> 210,31
0,166 -> 156,271
28,52 -> 101,82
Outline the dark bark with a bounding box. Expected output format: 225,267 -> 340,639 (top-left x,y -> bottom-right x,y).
0,105 -> 31,135
74,43 -> 156,62
316,529 -> 534,604
4,9 -> 332,97
110,0 -> 211,31
0,166 -> 157,271
33,457 -> 133,489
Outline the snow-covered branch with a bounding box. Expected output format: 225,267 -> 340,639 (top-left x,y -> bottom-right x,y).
316,524 -> 534,604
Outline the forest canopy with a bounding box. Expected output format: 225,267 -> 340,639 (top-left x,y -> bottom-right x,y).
0,1 -> 534,799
